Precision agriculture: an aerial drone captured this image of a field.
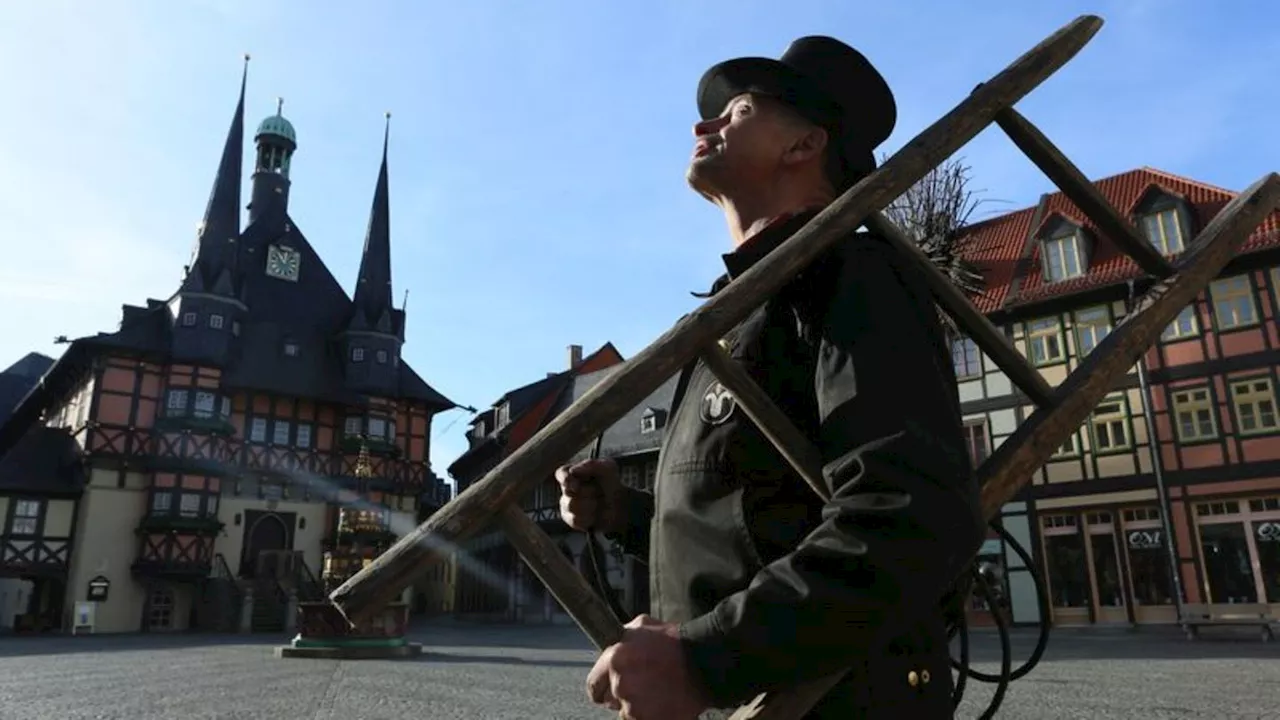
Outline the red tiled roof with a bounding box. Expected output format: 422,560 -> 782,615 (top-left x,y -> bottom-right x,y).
957,167 -> 1280,313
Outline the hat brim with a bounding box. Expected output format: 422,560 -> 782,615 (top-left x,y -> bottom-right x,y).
697,57 -> 837,123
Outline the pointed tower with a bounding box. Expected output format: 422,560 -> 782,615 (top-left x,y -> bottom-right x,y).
182,55 -> 247,296
171,56 -> 250,365
343,113 -> 405,396
248,98 -> 298,224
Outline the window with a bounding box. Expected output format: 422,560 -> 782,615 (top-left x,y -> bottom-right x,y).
1123,508 -> 1173,606
376,349 -> 388,364
1052,432 -> 1080,458
11,499 -> 40,535
1074,306 -> 1111,356
272,420 -> 291,445
179,493 -> 202,518
249,417 -> 267,443
641,414 -> 657,434
1231,378 -> 1278,435
220,397 -> 231,419
368,417 -> 387,439
1090,398 -> 1130,452
150,492 -> 172,514
1162,305 -> 1198,341
1041,233 -> 1084,282
642,460 -> 658,490
193,391 -> 216,419
351,347 -> 365,362
182,312 -> 197,327
1172,387 -> 1217,442
1042,514 -> 1089,607
166,389 -> 188,414
231,320 -> 241,336
1210,275 -> 1257,330
951,336 -> 981,379
208,495 -> 218,516
296,424 -> 312,449
1199,520 -> 1258,604
1142,209 -> 1185,255
496,403 -> 511,428
284,342 -> 299,357
344,417 -> 363,437
147,586 -> 175,631
209,314 -> 225,329
962,420 -> 989,467
620,464 -> 642,488
1026,317 -> 1064,365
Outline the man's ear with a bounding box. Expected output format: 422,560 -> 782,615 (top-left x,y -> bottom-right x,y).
782,124 -> 829,167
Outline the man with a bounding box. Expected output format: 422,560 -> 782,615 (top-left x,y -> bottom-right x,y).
557,37 -> 984,719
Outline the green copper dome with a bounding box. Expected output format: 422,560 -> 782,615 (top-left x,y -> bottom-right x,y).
256,113 -> 296,144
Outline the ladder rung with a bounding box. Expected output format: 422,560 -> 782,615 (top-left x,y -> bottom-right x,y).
994,107 -> 1175,279
701,343 -> 831,502
978,172 -> 1280,516
864,212 -> 1056,407
497,504 -> 624,650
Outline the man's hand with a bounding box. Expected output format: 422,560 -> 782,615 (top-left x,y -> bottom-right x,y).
556,458 -> 626,534
586,615 -> 710,720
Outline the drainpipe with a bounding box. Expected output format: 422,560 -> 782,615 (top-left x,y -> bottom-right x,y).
1127,279 -> 1186,622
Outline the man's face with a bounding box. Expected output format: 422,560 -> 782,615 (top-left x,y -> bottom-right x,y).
685,93 -> 820,201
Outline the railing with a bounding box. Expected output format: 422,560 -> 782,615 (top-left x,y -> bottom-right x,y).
83,423 -> 431,486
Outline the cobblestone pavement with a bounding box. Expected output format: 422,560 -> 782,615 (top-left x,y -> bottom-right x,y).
0,620 -> 1278,719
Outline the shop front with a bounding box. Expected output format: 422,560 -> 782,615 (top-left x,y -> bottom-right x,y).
1038,504 -> 1179,626
1190,494 -> 1280,613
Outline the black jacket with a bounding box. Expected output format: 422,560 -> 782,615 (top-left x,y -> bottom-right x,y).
607,212 -> 984,718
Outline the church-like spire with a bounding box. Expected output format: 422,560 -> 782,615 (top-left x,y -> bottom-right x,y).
350,113 -> 394,332
183,54 -> 248,294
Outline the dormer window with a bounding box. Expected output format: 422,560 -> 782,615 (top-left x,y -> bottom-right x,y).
1042,232 -> 1084,283
283,342 -> 299,357
496,402 -> 511,429
209,314 -> 225,330
351,347 -> 365,362
182,312 -> 197,327
376,349 -> 388,364
1143,208 -> 1185,255
640,407 -> 667,434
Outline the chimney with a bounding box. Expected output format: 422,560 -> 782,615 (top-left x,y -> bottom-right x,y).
567,344 -> 583,369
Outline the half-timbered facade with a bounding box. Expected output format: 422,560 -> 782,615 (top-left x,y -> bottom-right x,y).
954,167 -> 1280,628
0,65 -> 454,634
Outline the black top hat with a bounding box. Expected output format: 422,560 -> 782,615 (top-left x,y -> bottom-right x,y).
696,36 -> 897,188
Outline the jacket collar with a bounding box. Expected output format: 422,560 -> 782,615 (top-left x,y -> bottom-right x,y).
692,208 -> 824,298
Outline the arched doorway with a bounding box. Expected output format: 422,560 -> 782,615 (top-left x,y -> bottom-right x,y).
239,511 -> 294,578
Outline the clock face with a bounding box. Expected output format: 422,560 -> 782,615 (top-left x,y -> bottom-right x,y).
265,245 -> 301,282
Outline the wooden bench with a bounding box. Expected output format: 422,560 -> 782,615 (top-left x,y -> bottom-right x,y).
1181,603 -> 1275,642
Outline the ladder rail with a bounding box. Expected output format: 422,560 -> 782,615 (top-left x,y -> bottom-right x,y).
328,13 -> 1106,628
993,107 -> 1176,279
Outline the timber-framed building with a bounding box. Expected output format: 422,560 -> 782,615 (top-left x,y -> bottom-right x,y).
0,63 -> 455,634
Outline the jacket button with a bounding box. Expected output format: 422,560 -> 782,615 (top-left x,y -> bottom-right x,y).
907,671 -> 920,688
921,669 -> 932,685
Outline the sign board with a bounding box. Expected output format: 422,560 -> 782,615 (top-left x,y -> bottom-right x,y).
87,575 -> 110,602
72,602 -> 96,635
1127,529 -> 1163,550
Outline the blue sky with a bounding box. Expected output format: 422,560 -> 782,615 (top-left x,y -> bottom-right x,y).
1,1 -> 1276,484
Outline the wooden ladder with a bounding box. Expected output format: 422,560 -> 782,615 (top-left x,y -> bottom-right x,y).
330,14 -> 1280,719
